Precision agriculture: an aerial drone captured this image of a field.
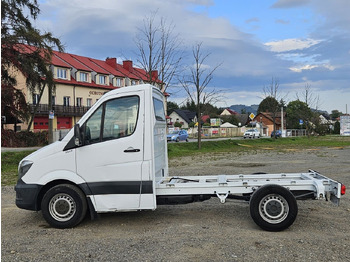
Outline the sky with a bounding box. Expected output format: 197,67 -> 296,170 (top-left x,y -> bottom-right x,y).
35,0 -> 350,114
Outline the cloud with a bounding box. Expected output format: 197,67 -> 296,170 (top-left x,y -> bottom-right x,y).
275,19 -> 289,25
289,64 -> 335,73
272,0 -> 311,8
265,38 -> 322,52
246,17 -> 259,24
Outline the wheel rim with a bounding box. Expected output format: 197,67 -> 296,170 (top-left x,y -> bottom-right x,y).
259,194 -> 289,224
49,193 -> 76,222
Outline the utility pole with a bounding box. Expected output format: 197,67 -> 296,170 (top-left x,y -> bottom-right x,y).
48,85 -> 53,144
281,106 -> 284,137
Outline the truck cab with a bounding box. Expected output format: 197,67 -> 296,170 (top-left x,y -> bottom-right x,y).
15,84 -> 168,228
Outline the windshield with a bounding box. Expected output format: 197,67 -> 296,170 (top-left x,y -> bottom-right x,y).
170,131 -> 179,134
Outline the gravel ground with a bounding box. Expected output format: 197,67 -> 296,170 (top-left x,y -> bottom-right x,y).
2,147 -> 350,261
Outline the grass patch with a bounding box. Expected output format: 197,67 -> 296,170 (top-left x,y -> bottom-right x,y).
1,151 -> 35,186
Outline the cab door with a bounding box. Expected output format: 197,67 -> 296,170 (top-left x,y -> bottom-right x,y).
76,92 -> 144,212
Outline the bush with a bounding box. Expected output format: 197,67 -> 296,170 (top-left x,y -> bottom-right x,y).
1,129 -> 48,147
174,122 -> 182,128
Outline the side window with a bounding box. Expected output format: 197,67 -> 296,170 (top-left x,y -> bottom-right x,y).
102,96 -> 139,141
153,98 -> 165,121
83,96 -> 139,145
85,105 -> 103,144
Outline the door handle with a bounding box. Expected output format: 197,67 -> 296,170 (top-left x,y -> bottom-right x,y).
124,148 -> 140,153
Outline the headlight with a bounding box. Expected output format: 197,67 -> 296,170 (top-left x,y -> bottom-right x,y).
18,160 -> 33,179
172,136 -> 176,139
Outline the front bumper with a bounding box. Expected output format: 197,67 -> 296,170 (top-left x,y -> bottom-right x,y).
15,179 -> 42,211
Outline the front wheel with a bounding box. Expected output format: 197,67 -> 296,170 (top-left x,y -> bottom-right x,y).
249,184 -> 298,231
41,184 -> 87,229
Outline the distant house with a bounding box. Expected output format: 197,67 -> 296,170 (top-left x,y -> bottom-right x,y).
237,114 -> 249,127
220,108 -> 238,116
168,109 -> 197,128
220,122 -> 237,128
253,112 -> 286,136
201,115 -> 210,124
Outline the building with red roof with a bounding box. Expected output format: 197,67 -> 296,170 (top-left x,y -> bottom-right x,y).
220,108 -> 238,116
7,45 -> 164,131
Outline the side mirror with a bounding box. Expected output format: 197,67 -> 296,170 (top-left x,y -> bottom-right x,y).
74,124 -> 82,146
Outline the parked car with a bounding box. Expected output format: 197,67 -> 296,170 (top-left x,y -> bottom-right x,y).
243,128 -> 260,139
167,130 -> 189,142
271,130 -> 282,138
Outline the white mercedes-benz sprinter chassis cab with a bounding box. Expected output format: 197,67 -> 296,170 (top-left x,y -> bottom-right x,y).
15,84 -> 346,231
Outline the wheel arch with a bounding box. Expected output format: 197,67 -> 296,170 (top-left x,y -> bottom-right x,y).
36,179 -> 91,212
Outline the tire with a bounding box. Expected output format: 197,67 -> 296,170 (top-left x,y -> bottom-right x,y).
41,184 -> 87,229
249,184 -> 298,231
186,138 -> 189,142
176,137 -> 179,142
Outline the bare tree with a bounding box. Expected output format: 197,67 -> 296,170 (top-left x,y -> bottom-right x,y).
296,83 -> 320,110
296,83 -> 322,136
179,42 -> 221,149
262,77 -> 284,138
134,11 -> 182,92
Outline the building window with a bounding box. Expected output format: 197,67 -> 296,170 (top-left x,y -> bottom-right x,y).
32,94 -> 40,105
87,98 -> 92,107
63,96 -> 70,106
131,80 -> 136,85
52,96 -> 56,106
76,97 -> 82,107
80,72 -> 88,82
99,75 -> 106,85
116,78 -> 121,87
57,68 -> 67,79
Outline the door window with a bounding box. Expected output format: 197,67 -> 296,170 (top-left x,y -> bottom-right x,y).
83,96 -> 139,145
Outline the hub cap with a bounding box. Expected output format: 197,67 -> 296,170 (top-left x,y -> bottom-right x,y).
259,194 -> 289,224
49,193 -> 76,222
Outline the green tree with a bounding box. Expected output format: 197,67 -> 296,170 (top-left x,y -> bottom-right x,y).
330,110 -> 342,121
220,115 -> 239,126
166,101 -> 179,115
1,0 -> 63,141
286,100 -> 312,129
257,96 -> 279,114
180,99 -> 197,112
333,121 -> 340,134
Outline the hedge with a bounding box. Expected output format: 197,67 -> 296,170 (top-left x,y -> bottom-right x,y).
1,129 -> 48,147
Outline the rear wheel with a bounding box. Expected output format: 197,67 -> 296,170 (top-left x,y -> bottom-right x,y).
41,184 -> 87,229
249,184 -> 298,231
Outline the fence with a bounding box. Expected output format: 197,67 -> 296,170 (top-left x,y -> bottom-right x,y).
285,129 -> 307,137
187,127 -> 307,138
187,127 -> 245,138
